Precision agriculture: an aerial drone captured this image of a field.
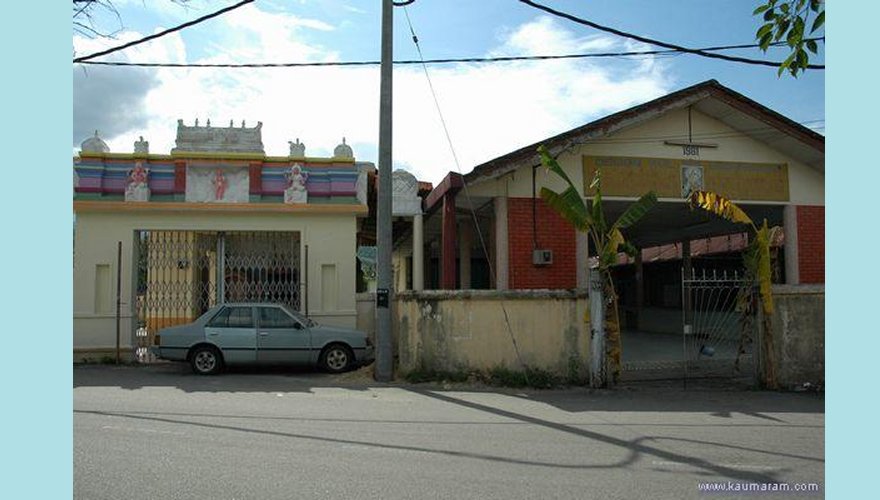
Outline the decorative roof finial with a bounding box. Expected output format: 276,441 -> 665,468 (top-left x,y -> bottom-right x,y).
288,138 -> 306,157
334,136 -> 354,159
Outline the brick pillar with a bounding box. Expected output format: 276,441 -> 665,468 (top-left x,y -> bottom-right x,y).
783,204 -> 800,284
796,205 -> 825,284
249,162 -> 262,201
173,160 -> 186,200
441,193 -> 457,289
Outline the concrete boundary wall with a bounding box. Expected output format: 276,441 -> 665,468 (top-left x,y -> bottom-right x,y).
394,290 -> 590,378
768,284 -> 824,388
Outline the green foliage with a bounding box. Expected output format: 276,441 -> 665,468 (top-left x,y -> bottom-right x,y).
537,145 -> 657,385
753,0 -> 824,77
403,368 -> 471,384
537,146 -> 657,269
403,366 -> 572,389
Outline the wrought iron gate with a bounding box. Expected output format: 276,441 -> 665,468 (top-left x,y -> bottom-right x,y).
681,268 -> 756,382
134,230 -> 302,362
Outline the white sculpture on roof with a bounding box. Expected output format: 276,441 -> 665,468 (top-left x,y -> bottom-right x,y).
172,118 -> 265,154
334,137 -> 354,159
288,138 -> 306,157
134,136 -> 149,154
392,169 -> 421,216
81,130 -> 110,154
284,163 -> 309,204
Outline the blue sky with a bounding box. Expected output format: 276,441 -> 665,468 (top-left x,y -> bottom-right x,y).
73,0 -> 824,185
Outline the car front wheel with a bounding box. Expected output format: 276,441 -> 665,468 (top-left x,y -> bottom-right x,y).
320,344 -> 354,373
190,345 -> 223,375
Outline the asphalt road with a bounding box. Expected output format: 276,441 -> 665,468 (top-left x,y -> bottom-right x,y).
74,364 -> 824,500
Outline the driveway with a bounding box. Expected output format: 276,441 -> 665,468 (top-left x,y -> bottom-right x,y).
74,364 -> 824,499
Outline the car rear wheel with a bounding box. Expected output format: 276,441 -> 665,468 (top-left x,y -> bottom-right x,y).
320,344 -> 354,374
190,345 -> 223,375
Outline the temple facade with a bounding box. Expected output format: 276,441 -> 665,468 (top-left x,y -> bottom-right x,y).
73,120 -> 373,362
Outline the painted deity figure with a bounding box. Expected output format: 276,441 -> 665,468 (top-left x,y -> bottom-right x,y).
284,163 -> 308,204
213,169 -> 228,201
125,161 -> 150,202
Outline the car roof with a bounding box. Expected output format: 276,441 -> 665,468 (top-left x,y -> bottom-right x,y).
218,302 -> 291,308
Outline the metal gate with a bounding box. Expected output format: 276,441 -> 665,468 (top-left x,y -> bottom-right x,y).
681,268 -> 756,382
134,230 -> 302,362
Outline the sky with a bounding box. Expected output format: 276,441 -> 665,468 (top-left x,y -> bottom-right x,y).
72,0 -> 825,186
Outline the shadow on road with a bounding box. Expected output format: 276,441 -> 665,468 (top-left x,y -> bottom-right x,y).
73,363 -> 377,394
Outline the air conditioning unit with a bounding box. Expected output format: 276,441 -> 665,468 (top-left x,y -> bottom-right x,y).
532,249 -> 553,266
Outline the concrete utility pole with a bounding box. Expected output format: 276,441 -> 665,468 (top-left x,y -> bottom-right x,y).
374,0 -> 394,382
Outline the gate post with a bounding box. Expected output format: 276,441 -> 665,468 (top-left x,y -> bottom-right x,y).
216,232 -> 225,305
589,267 -> 605,388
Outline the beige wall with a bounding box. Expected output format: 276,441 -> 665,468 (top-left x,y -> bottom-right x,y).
466,108 -> 823,205
73,209 -> 358,352
395,290 -> 589,378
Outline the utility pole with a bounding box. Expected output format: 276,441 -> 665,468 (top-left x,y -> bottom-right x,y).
375,0 -> 393,382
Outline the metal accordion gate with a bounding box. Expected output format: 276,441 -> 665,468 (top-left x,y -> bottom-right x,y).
133,230 -> 302,362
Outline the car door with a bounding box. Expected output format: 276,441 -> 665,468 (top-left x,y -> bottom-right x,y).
204,306 -> 257,363
256,305 -> 312,365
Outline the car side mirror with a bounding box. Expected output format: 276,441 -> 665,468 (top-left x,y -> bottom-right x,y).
294,322 -> 303,330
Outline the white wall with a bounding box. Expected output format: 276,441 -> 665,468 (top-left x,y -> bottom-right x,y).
73,209 -> 358,352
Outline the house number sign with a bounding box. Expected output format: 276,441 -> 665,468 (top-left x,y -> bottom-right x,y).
681,144 -> 700,156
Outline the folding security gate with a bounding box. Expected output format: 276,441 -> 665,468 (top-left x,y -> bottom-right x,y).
133,230 -> 302,362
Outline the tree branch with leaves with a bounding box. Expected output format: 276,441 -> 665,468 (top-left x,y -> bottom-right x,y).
754,0 -> 825,77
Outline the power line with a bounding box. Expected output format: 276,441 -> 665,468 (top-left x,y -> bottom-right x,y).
517,0 -> 824,70
74,40 -> 812,68
402,5 -> 531,376
73,0 -> 255,63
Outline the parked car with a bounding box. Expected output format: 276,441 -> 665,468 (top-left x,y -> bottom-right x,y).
151,303 -> 374,375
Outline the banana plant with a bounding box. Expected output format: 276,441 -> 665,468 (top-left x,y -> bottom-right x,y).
538,145 -> 657,385
687,190 -> 780,389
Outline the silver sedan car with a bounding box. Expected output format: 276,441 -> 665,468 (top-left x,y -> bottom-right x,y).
151,303 -> 374,375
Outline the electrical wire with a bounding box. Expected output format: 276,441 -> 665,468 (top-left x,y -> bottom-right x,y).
73,40 -> 814,67
517,0 -> 824,70
402,5 -> 532,377
73,0 -> 255,63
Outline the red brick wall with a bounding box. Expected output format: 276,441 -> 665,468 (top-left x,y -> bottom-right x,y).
796,205 -> 824,284
507,197 -> 577,289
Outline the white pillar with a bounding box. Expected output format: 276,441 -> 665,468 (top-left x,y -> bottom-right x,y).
413,213 -> 424,291
394,253 -> 408,291
576,230 -> 589,288
783,204 -> 800,285
494,196 -> 509,290
460,222 -> 472,289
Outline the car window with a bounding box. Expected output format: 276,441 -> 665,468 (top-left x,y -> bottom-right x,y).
283,306 -> 317,327
258,307 -> 300,329
207,306 -> 254,328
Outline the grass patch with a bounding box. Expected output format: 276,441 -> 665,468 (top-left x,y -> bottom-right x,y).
404,368 -> 472,384
404,365 -> 572,389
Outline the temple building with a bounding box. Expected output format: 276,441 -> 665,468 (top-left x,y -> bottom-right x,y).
73,120 -> 375,361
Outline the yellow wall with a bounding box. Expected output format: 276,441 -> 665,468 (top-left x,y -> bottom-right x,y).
395,291 -> 589,378
73,209 -> 358,351
465,107 -> 823,205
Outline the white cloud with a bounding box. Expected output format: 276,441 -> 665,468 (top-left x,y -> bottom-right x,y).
73,9 -> 672,185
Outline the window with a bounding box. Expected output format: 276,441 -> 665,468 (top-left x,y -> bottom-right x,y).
258,307 -> 300,329
207,306 -> 254,328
